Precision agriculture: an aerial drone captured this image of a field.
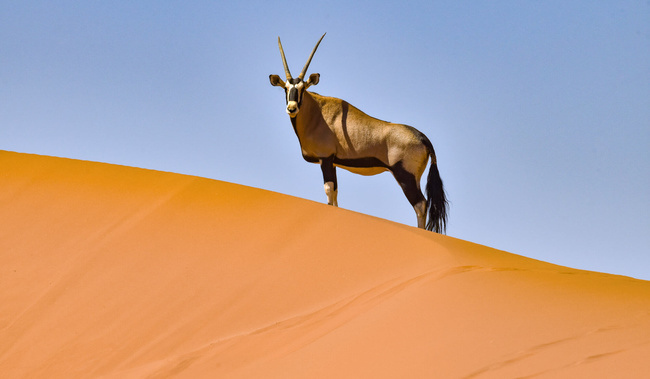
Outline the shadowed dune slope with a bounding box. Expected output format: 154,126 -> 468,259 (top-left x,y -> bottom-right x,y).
1,151 -> 650,378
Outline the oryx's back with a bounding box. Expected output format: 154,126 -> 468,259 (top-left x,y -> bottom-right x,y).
309,92 -> 430,168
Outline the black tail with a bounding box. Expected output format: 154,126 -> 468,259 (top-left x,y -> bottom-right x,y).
425,162 -> 448,233
421,138 -> 448,233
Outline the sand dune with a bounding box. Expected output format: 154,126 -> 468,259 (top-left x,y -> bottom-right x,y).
1,150 -> 649,378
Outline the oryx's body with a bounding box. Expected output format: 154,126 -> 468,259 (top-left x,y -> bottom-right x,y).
270,34 -> 448,233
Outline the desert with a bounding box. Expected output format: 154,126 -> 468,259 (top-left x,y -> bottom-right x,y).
1,150 -> 649,378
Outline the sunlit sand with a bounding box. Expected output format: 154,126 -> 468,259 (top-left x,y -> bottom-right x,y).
2,151 -> 649,378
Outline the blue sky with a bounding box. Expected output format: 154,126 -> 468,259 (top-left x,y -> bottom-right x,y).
2,1 -> 649,279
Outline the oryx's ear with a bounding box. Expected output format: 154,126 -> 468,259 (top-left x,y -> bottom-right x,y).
269,74 -> 285,87
305,73 -> 320,88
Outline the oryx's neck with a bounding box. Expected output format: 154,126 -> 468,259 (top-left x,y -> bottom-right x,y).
288,91 -> 336,161
291,91 -> 320,137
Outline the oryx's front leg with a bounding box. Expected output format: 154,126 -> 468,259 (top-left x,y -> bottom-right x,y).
320,156 -> 338,206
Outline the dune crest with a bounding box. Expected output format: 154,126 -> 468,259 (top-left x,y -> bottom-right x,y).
1,151 -> 649,378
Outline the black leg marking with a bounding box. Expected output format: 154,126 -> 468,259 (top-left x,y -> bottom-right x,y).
320,156 -> 337,190
391,162 -> 425,207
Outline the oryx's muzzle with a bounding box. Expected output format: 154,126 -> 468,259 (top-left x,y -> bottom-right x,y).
286,100 -> 299,116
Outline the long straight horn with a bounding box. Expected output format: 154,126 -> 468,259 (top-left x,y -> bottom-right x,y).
277,37 -> 292,80
298,33 -> 326,80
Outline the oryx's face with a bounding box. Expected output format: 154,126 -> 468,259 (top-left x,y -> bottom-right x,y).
285,79 -> 304,116
269,74 -> 320,118
269,33 -> 326,118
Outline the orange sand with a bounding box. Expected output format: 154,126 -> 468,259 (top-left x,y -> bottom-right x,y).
1,150 -> 649,378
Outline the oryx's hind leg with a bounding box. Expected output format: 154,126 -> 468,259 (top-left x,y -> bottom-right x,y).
320,156 -> 338,206
392,162 -> 427,229
414,200 -> 427,229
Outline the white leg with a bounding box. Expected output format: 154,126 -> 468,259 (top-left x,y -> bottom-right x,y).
324,181 -> 338,207
414,200 -> 426,229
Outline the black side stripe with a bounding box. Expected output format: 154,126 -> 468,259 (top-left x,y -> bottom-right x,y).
332,156 -> 388,169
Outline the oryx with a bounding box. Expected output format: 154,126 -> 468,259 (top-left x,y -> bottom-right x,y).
269,34 -> 448,233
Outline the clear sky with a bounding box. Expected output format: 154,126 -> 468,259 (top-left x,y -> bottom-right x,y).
2,1 -> 649,279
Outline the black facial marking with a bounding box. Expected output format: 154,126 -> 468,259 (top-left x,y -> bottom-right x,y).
288,87 -> 299,102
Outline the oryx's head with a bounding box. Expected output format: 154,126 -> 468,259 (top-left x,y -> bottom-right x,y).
269,33 -> 325,118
